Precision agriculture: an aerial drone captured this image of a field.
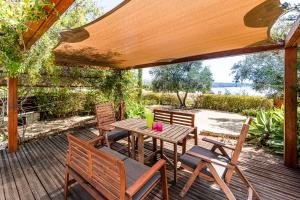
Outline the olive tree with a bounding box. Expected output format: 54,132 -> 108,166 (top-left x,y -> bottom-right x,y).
150,61 -> 213,108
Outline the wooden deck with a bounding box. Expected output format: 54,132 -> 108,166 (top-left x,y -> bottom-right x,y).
0,127 -> 300,200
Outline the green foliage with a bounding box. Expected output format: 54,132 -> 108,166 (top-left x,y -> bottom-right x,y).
241,109 -> 260,117
142,92 -> 162,105
125,101 -> 145,119
1,0 -> 104,85
0,0 -> 54,77
150,61 -> 213,107
34,89 -> 108,118
231,52 -> 285,97
102,70 -> 137,104
143,92 -> 180,106
194,94 -> 273,113
248,108 -> 300,156
21,0 -> 103,84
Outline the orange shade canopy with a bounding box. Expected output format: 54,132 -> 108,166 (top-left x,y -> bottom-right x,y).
54,0 -> 284,69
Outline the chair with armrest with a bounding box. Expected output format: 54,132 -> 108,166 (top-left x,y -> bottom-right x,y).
153,109 -> 197,154
95,103 -> 130,152
65,134 -> 169,200
179,118 -> 261,200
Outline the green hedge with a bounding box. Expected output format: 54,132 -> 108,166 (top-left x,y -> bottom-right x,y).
143,92 -> 273,113
194,94 -> 273,113
35,89 -> 108,118
143,92 -> 194,106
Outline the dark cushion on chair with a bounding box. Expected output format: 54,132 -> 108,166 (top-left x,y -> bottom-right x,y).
124,158 -> 160,200
99,146 -> 128,161
107,128 -> 129,141
179,146 -> 230,178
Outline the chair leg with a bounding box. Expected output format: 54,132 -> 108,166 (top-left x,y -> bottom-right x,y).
235,166 -> 261,200
127,135 -> 131,157
207,163 -> 236,200
153,138 -> 157,161
181,138 -> 187,154
160,163 -> 169,200
64,168 -> 70,198
180,162 -> 206,197
105,133 -> 111,148
194,128 -> 198,145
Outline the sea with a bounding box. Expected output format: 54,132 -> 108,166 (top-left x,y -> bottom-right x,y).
210,86 -> 266,96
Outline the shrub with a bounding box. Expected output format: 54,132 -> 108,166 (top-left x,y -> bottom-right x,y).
143,92 -> 187,107
194,94 -> 273,113
143,92 -> 161,105
35,89 -> 109,118
241,109 -> 260,117
125,101 -> 145,119
83,90 -> 109,114
248,108 -> 300,156
160,93 -> 179,106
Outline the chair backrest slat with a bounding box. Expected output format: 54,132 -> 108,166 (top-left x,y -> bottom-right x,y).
67,134 -> 126,200
154,109 -> 195,128
95,103 -> 116,128
224,118 -> 252,183
230,118 -> 252,165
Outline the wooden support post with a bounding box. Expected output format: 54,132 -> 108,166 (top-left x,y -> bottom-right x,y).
8,77 -> 18,153
284,47 -> 298,168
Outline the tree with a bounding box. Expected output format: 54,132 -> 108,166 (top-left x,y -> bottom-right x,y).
150,61 -> 213,108
231,51 -> 285,96
0,0 -> 54,77
20,0 -> 103,85
231,3 -> 300,97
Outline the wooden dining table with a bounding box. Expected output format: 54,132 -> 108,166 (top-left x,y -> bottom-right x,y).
111,118 -> 194,183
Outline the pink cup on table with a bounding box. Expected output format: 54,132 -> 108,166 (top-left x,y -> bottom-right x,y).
152,122 -> 158,131
157,122 -> 163,131
152,122 -> 163,132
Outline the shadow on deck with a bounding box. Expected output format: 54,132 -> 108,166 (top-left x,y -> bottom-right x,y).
0,127 -> 299,200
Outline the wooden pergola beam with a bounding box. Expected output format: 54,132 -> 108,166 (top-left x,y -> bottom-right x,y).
285,16 -> 300,48
22,0 -> 74,49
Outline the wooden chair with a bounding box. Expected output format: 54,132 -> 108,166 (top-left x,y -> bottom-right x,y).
65,134 -> 169,200
179,118 -> 261,200
95,103 -> 130,152
153,109 -> 197,154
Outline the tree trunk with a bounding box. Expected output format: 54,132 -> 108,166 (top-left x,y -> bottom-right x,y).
176,91 -> 185,108
182,91 -> 188,108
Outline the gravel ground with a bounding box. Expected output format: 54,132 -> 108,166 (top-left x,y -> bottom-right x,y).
148,105 -> 246,138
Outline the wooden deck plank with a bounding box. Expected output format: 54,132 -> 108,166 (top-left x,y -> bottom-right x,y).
0,127 -> 300,200
0,149 -> 5,200
40,135 -> 93,200
17,145 -> 51,200
22,143 -> 63,200
6,151 -> 35,200
35,139 -> 88,200
0,150 -> 20,200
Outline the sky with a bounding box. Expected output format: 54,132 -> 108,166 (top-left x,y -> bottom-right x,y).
98,0 -> 299,83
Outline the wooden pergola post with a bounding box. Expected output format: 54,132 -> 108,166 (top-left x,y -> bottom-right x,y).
284,17 -> 300,168
8,77 -> 18,153
284,47 -> 298,168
